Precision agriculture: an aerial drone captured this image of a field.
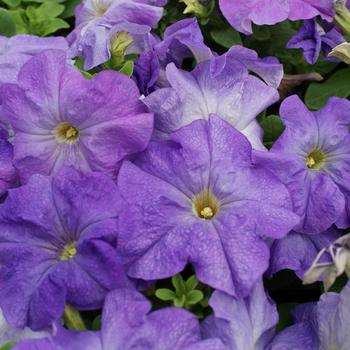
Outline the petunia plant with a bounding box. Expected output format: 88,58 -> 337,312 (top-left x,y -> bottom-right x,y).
0,0 -> 350,349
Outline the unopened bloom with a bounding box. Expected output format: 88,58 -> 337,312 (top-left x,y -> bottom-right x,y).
117,116 -> 299,298
254,95 -> 350,234
219,0 -> 335,35
287,19 -> 345,64
0,167 -> 127,330
0,50 -> 153,182
13,289 -> 226,350
269,227 -> 341,278
303,233 -> 350,290
68,0 -> 163,69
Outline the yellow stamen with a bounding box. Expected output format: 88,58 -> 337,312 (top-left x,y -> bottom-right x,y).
61,242 -> 77,261
200,207 -> 214,219
306,156 -> 316,168
305,149 -> 326,170
65,127 -> 78,139
192,191 -> 220,220
55,122 -> 80,144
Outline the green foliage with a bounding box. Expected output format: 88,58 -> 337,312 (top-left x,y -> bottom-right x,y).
26,1 -> 69,36
0,8 -> 16,36
210,27 -> 242,49
0,0 -> 77,36
305,68 -> 350,109
155,274 -> 204,310
260,115 -> 285,148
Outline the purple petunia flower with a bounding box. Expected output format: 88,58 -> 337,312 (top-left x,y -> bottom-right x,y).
117,116 -> 299,298
269,227 -> 341,278
143,51 -> 281,149
0,127 -> 17,197
219,0 -> 335,34
0,35 -> 68,84
13,288 -> 226,350
0,50 -> 153,183
254,95 -> 350,234
268,281 -> 350,349
0,167 -> 127,330
202,280 -> 278,350
287,19 -> 345,64
68,0 -> 163,69
133,18 -> 283,96
133,18 -> 212,95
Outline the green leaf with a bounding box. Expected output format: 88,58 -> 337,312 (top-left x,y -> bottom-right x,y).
171,274 -> 186,295
0,342 -> 16,350
118,60 -> 134,77
26,2 -> 65,21
186,290 -> 204,305
8,9 -> 27,34
61,0 -> 81,18
155,288 -> 176,301
173,294 -> 186,308
185,275 -> 198,292
0,9 -> 16,37
2,0 -> 21,7
39,18 -> 69,36
210,27 -> 242,49
252,25 -> 271,41
305,68 -> 350,110
260,115 -> 285,147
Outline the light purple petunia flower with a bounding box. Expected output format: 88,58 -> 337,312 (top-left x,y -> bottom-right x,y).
268,227 -> 341,278
134,18 -> 283,96
13,288 -> 226,350
268,281 -> 350,349
117,116 -> 299,298
133,18 -> 213,95
0,50 -> 153,183
287,19 -> 345,64
219,0 -> 335,34
0,127 -> 17,197
202,280 -> 278,350
68,0 -> 163,69
253,95 -> 350,234
0,34 -> 68,84
143,52 -> 281,149
0,167 -> 127,330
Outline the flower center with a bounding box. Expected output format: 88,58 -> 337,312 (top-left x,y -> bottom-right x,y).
192,191 -> 220,220
60,242 -> 77,261
55,123 -> 79,144
305,149 -> 326,170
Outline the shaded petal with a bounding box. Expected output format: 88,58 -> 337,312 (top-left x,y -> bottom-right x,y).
202,280 -> 278,350
267,322 -> 317,350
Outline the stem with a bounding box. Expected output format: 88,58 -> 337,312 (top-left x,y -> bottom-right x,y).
63,304 -> 86,331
